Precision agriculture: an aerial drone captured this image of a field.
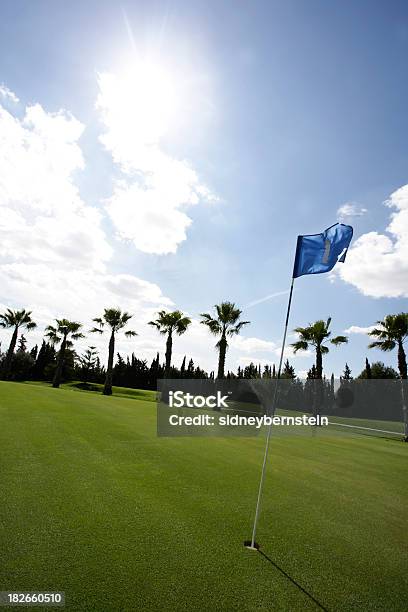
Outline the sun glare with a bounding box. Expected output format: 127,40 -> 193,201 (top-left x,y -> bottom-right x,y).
99,61 -> 179,146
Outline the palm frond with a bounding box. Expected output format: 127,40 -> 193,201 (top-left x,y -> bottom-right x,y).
120,312 -> 133,325
331,335 -> 348,346
369,314 -> 408,343
215,301 -> 243,325
199,313 -> 214,322
0,308 -> 36,330
293,317 -> 339,347
175,316 -> 191,335
71,333 -> 85,341
291,340 -> 309,353
125,330 -> 138,337
45,328 -> 61,344
201,303 -> 249,342
293,326 -> 312,342
228,320 -> 250,336
368,339 -> 396,351
368,327 -> 387,338
200,316 -> 222,336
0,313 -> 13,328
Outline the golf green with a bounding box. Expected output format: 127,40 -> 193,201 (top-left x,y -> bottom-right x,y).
0,381 -> 406,611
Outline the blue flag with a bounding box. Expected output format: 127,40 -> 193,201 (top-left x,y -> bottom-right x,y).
293,223 -> 353,278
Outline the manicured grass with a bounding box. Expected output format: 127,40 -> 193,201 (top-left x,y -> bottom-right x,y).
0,381 -> 407,611
25,380 -> 157,402
327,413 -> 404,434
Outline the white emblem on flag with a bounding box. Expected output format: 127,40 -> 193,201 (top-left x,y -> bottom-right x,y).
322,239 -> 331,264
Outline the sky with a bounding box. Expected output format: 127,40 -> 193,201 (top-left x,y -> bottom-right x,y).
0,0 -> 407,378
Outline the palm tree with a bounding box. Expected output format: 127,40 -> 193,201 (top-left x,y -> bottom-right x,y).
45,319 -> 84,388
368,313 -> 408,440
200,302 -> 250,379
0,309 -> 37,379
149,310 -> 191,377
292,318 -> 347,418
90,308 -> 137,395
368,314 -> 408,378
291,318 -> 348,379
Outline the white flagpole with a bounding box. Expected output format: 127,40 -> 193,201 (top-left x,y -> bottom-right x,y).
246,223 -> 353,548
247,276 -> 295,550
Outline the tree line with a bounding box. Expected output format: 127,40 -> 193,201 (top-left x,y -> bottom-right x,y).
0,305 -> 407,394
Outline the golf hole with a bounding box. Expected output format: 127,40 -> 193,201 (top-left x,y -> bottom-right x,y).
244,540 -> 260,550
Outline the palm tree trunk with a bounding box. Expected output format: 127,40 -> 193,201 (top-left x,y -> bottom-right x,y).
165,331 -> 172,377
397,340 -> 408,441
397,340 -> 407,379
52,335 -> 67,388
313,346 -> 323,419
217,334 -> 227,379
103,330 -> 115,395
315,346 -> 323,379
2,325 -> 19,379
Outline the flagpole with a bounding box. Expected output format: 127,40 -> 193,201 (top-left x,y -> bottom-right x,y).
245,223 -> 353,549
247,276 -> 295,550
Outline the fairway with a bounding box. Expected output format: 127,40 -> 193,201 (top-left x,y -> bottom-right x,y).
0,382 -> 407,611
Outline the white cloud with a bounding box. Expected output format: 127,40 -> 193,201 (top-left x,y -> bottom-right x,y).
105,179 -> 194,254
229,336 -> 311,361
0,87 -> 174,363
236,356 -> 274,369
223,335 -> 312,375
230,336 -> 276,353
0,84 -> 19,103
0,206 -> 112,271
297,370 -> 309,379
0,265 -> 172,319
337,202 -> 367,221
274,344 -> 313,359
344,325 -> 375,335
105,274 -> 173,304
0,263 -> 174,363
0,84 -> 310,376
96,68 -> 217,254
158,324 -> 286,375
336,185 -> 408,297
0,85 -> 219,372
0,103 -> 85,213
0,100 -> 112,271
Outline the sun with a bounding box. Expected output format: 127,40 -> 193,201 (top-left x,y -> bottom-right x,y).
97,60 -> 179,147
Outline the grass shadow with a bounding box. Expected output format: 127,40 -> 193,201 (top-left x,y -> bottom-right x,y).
257,549 -> 330,611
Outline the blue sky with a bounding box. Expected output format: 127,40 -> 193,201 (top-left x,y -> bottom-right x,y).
0,0 -> 407,377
